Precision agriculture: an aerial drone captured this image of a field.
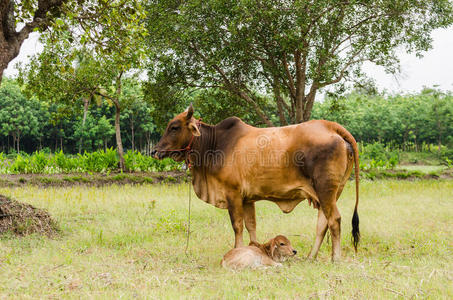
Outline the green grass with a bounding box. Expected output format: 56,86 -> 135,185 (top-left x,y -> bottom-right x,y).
0,180 -> 452,298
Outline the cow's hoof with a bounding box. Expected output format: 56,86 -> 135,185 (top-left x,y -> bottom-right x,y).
331,256 -> 341,263
306,253 -> 317,261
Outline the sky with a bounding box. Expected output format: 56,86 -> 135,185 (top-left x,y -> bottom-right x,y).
4,26 -> 453,94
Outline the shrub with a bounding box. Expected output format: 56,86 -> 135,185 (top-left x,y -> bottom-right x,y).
360,142 -> 400,170
0,150 -> 182,174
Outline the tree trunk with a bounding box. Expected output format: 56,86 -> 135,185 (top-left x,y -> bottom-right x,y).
113,72 -> 125,171
302,88 -> 318,122
146,132 -> 150,156
16,134 -> 20,153
130,117 -> 135,152
114,102 -> 125,171
273,76 -> 288,126
0,0 -> 66,86
78,98 -> 90,153
11,132 -> 16,153
436,116 -> 442,154
0,1 -> 27,85
236,90 -> 274,127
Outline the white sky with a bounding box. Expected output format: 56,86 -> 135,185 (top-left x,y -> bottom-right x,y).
4,26 -> 453,93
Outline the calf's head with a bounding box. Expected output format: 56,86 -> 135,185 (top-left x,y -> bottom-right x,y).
151,104 -> 201,161
265,235 -> 297,262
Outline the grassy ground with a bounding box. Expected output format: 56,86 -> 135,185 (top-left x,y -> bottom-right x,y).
0,180 -> 452,299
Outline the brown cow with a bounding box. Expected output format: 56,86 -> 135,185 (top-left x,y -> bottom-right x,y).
152,105 -> 360,261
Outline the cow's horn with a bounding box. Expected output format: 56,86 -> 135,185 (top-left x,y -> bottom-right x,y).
186,103 -> 194,119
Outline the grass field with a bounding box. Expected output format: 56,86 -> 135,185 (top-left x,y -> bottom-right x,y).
0,180 -> 452,298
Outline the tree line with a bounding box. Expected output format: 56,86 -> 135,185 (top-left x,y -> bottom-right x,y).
0,78 -> 158,154
1,77 -> 452,155
312,89 -> 453,151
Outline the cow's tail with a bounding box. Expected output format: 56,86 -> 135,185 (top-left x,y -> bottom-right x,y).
328,121 -> 360,252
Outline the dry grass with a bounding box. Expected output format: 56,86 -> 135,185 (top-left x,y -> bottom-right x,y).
0,179 -> 452,298
0,195 -> 58,236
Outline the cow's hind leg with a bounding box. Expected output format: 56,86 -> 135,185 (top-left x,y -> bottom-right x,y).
308,183 -> 347,260
227,196 -> 245,248
313,182 -> 342,262
321,195 -> 342,262
307,209 -> 328,260
243,202 -> 257,244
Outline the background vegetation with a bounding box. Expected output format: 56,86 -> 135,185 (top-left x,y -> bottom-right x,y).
1,78 -> 452,173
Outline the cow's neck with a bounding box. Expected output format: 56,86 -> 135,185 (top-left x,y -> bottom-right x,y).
189,117 -> 244,170
190,122 -> 218,160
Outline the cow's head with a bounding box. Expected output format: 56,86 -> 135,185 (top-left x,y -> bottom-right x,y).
151,104 -> 201,161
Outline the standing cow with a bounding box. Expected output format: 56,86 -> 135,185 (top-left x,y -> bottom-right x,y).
152,105 -> 360,261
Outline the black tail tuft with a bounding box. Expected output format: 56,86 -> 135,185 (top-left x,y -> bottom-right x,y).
352,208 -> 360,252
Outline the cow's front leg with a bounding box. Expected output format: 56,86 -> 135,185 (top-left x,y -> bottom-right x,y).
227,199 -> 244,248
243,202 -> 257,244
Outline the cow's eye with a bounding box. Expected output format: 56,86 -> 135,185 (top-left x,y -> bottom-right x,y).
170,126 -> 180,131
280,243 -> 285,246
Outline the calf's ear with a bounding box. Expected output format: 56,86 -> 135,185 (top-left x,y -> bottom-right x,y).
264,238 -> 277,259
189,121 -> 201,136
186,103 -> 194,120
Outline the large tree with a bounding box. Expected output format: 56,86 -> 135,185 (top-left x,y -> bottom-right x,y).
20,0 -> 147,170
147,0 -> 453,125
0,0 -> 70,83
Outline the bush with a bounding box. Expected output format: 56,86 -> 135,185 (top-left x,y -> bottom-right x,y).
0,149 -> 182,174
359,142 -> 400,170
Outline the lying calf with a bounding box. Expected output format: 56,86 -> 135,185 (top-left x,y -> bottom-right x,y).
221,235 -> 297,270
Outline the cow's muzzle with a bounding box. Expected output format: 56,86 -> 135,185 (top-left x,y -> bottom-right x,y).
151,149 -> 164,159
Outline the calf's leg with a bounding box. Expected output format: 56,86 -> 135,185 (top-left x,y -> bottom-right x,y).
243,202 -> 257,244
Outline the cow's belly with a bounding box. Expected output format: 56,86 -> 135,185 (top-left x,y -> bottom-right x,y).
244,175 -> 319,213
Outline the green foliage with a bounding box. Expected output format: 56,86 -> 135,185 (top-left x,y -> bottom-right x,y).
124,150 -> 181,172
77,149 -> 118,173
73,114 -> 115,152
146,0 -> 453,124
0,79 -> 45,152
0,150 -> 182,174
193,89 -> 275,126
312,90 -> 453,149
359,142 -> 399,170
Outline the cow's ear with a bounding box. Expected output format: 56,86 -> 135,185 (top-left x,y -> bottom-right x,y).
185,103 -> 194,120
188,121 -> 201,136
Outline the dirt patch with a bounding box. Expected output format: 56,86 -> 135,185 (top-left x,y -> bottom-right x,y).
0,194 -> 58,236
359,168 -> 453,180
0,171 -> 188,187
